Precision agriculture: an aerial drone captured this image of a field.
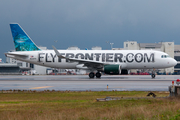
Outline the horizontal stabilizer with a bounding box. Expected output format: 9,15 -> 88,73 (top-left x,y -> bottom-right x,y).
5,53 -> 28,58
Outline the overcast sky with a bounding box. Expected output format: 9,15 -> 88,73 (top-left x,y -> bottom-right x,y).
1,0 -> 180,61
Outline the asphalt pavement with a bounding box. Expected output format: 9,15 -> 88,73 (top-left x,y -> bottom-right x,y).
0,75 -> 179,91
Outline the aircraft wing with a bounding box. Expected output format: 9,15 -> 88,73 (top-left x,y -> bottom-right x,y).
52,46 -> 109,69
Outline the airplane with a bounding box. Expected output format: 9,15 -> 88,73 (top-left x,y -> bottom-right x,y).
5,23 -> 177,78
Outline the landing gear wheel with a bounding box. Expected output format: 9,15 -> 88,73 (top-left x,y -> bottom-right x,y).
96,72 -> 101,78
151,74 -> 156,79
89,72 -> 95,78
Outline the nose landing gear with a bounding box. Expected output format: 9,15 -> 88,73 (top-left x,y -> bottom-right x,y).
151,73 -> 156,78
151,69 -> 156,78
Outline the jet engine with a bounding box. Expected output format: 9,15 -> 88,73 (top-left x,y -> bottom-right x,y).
103,65 -> 121,75
103,65 -> 128,75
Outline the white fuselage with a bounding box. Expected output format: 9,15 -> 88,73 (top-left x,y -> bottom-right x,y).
6,49 -> 177,70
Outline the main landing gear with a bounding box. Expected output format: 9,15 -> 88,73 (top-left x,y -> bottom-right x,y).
89,72 -> 101,78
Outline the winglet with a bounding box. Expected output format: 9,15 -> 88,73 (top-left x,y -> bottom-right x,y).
52,46 -> 66,58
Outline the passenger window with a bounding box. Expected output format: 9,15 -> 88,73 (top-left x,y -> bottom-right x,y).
161,55 -> 170,58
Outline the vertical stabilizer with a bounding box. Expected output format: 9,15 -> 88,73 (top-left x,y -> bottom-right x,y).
10,23 -> 41,51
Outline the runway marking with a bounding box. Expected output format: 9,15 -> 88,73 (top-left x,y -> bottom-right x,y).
29,86 -> 53,89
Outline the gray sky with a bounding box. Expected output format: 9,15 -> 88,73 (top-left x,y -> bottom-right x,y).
1,0 -> 180,61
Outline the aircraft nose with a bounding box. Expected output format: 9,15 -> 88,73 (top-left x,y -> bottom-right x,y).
172,59 -> 177,66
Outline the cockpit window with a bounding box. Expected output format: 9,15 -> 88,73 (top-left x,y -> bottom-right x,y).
161,55 -> 170,58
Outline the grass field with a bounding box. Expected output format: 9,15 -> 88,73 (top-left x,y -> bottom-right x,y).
0,90 -> 180,120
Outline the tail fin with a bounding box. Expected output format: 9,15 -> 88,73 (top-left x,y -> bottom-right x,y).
10,23 -> 41,51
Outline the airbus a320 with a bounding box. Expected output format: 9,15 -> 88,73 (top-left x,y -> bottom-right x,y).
5,23 -> 177,78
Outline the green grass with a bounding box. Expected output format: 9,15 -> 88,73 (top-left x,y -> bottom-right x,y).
0,91 -> 180,120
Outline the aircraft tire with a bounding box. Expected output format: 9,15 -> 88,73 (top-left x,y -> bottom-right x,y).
89,72 -> 95,78
151,74 -> 155,79
96,72 -> 101,78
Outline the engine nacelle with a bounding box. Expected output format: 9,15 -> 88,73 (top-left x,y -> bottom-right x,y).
103,65 -> 129,75
104,65 -> 121,75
